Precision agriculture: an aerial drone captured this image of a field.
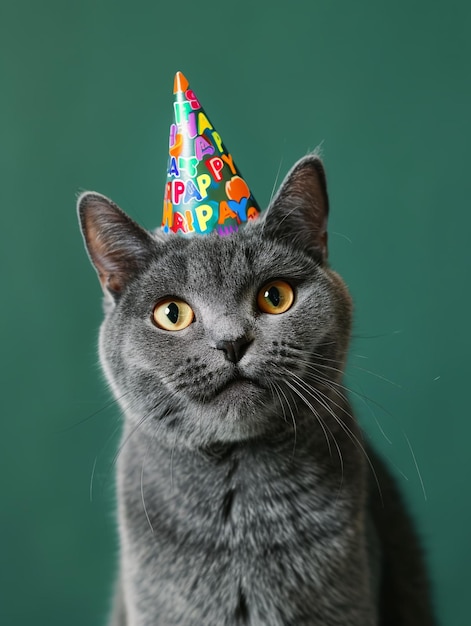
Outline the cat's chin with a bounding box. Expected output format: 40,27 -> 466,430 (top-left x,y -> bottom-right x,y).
211,376 -> 261,400
192,381 -> 278,444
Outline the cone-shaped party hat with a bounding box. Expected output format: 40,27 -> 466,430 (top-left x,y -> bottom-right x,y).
161,72 -> 261,236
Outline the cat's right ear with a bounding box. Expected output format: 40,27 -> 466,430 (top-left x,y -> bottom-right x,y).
262,154 -> 329,262
78,192 -> 155,299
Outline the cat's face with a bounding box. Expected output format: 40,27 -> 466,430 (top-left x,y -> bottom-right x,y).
79,155 -> 352,448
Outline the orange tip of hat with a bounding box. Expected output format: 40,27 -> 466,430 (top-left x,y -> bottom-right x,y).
173,71 -> 189,94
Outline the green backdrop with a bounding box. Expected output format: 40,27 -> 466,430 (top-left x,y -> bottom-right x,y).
1,1 -> 469,624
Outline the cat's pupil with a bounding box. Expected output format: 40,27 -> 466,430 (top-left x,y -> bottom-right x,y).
165,302 -> 179,324
266,286 -> 281,307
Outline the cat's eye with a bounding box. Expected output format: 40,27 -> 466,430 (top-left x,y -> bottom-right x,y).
152,298 -> 195,331
257,280 -> 294,315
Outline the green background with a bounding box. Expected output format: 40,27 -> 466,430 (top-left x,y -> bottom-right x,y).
1,1 -> 469,624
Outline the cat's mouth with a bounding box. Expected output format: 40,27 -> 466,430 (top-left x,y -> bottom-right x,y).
211,374 -> 263,400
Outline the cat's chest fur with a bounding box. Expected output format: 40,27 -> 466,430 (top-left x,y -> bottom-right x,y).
117,427 -> 375,626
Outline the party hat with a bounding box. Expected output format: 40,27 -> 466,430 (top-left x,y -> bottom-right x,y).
161,71 -> 261,236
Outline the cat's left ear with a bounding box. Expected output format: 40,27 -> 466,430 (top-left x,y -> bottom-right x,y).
263,154 -> 329,261
78,192 -> 155,299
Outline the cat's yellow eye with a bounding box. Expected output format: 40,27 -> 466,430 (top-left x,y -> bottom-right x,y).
257,281 -> 294,315
152,298 -> 194,331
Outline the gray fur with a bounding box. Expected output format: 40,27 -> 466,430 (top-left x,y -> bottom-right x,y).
78,155 -> 436,625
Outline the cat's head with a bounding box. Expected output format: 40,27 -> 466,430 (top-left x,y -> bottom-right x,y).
78,155 -> 352,448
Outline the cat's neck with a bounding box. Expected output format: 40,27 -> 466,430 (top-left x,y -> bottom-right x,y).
117,395 -> 366,542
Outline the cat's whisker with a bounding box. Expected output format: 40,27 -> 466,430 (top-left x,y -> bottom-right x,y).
301,369 -> 415,487
170,417 -> 185,494
287,372 -> 383,504
266,381 -> 284,422
270,349 -> 391,496
290,357 -> 346,385
89,417 -> 128,497
402,430 -> 427,502
107,396 -> 178,485
108,402 -> 164,475
303,364 -> 395,445
282,376 -> 347,494
287,371 -> 353,429
330,380 -> 393,446
332,436 -> 345,501
141,432 -> 157,535
282,369 -> 346,492
307,359 -> 346,377
282,378 -> 333,458
309,350 -> 401,389
89,456 -> 97,504
273,380 -> 298,458
348,365 -> 401,389
268,157 -> 284,205
59,390 -> 131,433
109,419 -> 147,471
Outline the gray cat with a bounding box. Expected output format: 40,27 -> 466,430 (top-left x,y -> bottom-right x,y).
78,154 -> 436,625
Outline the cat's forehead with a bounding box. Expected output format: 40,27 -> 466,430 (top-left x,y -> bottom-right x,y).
147,230 -> 314,297
157,234 -> 259,292
183,235 -> 254,288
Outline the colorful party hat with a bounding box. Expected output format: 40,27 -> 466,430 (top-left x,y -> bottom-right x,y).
161,71 -> 261,236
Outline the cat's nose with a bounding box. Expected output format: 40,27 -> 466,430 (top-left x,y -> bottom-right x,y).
216,336 -> 253,364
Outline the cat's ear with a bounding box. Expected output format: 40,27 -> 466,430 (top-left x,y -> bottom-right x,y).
78,192 -> 155,298
263,154 -> 329,261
